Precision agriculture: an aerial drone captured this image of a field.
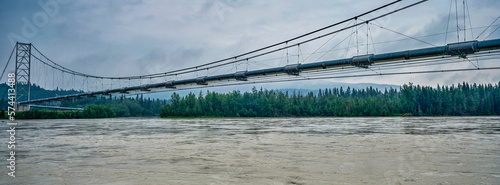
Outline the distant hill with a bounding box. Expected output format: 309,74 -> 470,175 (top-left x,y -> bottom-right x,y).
0,83 -> 83,100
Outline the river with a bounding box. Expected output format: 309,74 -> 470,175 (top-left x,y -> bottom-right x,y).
1,117 -> 499,184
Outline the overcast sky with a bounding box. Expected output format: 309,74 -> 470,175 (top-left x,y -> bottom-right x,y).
1,0 -> 499,89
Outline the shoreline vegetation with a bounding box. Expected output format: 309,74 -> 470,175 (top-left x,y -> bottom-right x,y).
0,92 -> 167,119
1,82 -> 499,119
0,105 -> 115,119
159,82 -> 500,118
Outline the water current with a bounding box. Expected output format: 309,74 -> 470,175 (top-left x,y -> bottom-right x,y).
1,117 -> 499,184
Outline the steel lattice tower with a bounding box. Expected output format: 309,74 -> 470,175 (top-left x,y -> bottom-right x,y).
15,42 -> 31,103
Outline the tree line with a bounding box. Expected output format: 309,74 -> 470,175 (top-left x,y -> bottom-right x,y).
0,94 -> 167,119
60,94 -> 167,117
0,105 -> 115,119
160,82 -> 500,117
0,84 -> 167,118
1,82 -> 499,119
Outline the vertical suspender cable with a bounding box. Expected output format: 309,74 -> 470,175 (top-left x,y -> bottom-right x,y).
297,44 -> 300,64
366,22 -> 369,54
286,42 -> 289,65
465,0 -> 474,39
455,0 -> 459,42
445,0 -> 452,44
355,17 -> 359,55
463,0 -> 466,41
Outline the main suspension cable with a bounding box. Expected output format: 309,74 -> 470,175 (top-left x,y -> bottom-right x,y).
29,0 -> 414,80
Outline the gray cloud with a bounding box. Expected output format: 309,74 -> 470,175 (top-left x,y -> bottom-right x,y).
1,0 -> 500,89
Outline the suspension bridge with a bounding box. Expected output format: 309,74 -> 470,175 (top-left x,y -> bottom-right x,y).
3,0 -> 500,111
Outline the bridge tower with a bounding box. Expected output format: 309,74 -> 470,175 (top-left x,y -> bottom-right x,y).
15,42 -> 31,111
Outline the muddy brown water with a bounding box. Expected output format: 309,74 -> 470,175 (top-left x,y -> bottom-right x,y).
1,117 -> 499,184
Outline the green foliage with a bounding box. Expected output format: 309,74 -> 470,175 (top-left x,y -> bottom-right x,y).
15,110 -> 83,119
83,105 -> 116,118
0,94 -> 166,119
2,82 -> 499,119
160,82 -> 500,117
112,103 -> 131,117
13,105 -> 115,119
0,84 -> 167,118
60,94 -> 167,117
0,110 -> 6,119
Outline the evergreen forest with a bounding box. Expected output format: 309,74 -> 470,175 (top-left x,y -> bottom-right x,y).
1,82 -> 499,119
160,82 -> 500,117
